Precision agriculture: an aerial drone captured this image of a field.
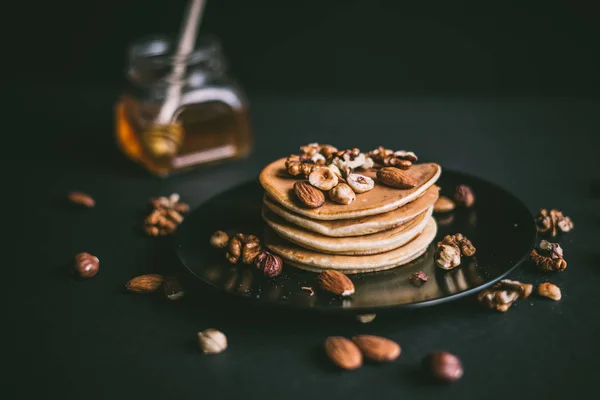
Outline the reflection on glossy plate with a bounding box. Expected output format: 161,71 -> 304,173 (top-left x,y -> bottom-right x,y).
175,169 -> 536,313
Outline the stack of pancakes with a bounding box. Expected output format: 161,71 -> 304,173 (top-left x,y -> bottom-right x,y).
259,158 -> 442,274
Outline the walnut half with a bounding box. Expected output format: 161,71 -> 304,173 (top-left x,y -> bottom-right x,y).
226,233 -> 262,264
477,279 -> 533,312
286,143 -> 338,177
536,209 -> 573,237
367,147 -> 418,170
434,233 -> 476,270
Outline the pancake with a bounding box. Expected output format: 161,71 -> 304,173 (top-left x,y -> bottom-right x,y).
262,206 -> 433,255
263,185 -> 439,237
264,217 -> 438,274
259,158 -> 441,220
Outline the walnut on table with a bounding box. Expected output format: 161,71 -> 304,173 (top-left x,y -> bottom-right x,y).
536,209 -> 573,237
530,240 -> 567,272
144,193 -> 189,236
477,279 -> 533,312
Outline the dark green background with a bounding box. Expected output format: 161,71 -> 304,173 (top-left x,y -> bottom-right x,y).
6,1 -> 600,399
12,0 -> 600,95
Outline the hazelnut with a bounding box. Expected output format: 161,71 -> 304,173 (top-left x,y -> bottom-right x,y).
308,167 -> 339,191
327,164 -> 344,180
422,352 -> 464,383
346,173 -> 375,193
434,244 -> 461,270
72,252 -> 99,278
329,183 -> 356,205
255,251 -> 283,278
197,329 -> 227,354
454,185 -> 475,207
210,231 -> 230,249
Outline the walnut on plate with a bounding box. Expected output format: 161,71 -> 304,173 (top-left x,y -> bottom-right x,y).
367,147 -> 418,170
226,233 -> 262,265
286,143 -> 338,177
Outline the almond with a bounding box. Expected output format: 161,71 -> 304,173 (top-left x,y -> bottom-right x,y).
376,167 -> 417,189
352,335 -> 401,362
324,336 -> 363,370
317,270 -> 355,297
68,191 -> 95,208
293,180 -> 325,208
126,274 -> 164,293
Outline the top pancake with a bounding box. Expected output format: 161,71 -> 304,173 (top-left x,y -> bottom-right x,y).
259,158 -> 441,220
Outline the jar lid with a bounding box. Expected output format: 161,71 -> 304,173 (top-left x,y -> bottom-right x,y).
128,35 -> 223,68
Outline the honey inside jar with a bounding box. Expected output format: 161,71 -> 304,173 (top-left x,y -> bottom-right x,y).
115,36 -> 253,176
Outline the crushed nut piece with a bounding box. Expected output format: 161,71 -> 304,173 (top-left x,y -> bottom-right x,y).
409,271 -> 429,287
144,193 -> 189,236
477,279 -> 533,312
537,282 -> 561,301
368,147 -> 418,169
329,148 -> 374,175
301,286 -> 314,296
536,209 -> 574,237
454,185 -> 475,207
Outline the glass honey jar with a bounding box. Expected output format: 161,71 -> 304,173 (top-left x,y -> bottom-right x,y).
115,35 -> 253,176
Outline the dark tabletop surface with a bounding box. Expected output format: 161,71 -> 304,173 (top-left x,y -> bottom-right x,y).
6,83 -> 600,400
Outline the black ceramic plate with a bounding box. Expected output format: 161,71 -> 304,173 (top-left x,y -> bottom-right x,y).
175,169 -> 536,313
